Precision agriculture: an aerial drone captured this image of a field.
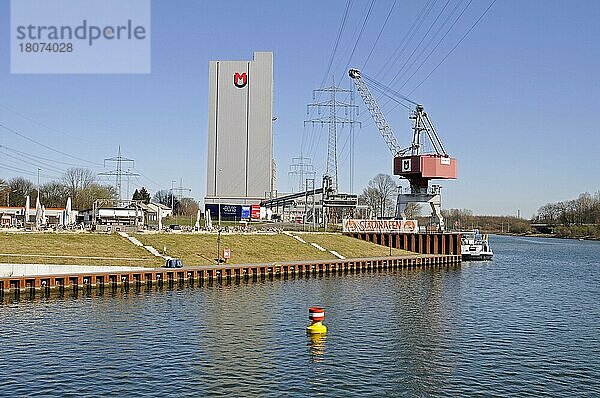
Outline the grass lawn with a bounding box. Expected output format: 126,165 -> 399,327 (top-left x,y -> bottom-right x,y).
133,232 -> 414,266
294,233 -> 413,258
133,233 -> 336,265
0,232 -> 161,267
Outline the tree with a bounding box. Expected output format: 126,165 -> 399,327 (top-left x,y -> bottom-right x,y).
0,178 -> 8,206
360,174 -> 397,218
40,181 -> 68,208
360,187 -> 383,218
153,189 -> 178,210
138,187 -> 151,204
535,191 -> 600,226
442,208 -> 473,229
178,197 -> 199,216
132,189 -> 141,201
132,188 -> 151,204
62,168 -> 95,209
78,184 -> 117,210
403,203 -> 422,219
8,177 -> 35,207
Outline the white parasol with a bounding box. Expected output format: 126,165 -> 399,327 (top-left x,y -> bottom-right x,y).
35,195 -> 42,229
205,209 -> 212,230
65,197 -> 72,226
194,209 -> 201,230
25,195 -> 30,225
157,205 -> 162,231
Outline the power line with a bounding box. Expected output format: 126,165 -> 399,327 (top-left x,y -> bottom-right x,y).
388,0 -> 453,87
0,161 -> 59,179
0,122 -> 102,166
0,104 -> 111,148
362,0 -> 397,69
376,0 -> 438,80
355,0 -> 491,125
321,0 -> 354,87
409,0 -> 498,94
356,0 -> 497,137
0,147 -> 66,174
342,0 -> 376,74
397,0 -> 473,91
131,168 -> 164,191
0,144 -> 91,168
354,0 -> 439,121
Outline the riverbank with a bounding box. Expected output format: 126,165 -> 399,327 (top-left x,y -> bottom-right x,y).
0,232 -> 162,267
490,231 -> 600,241
1,252 -> 461,293
0,231 -> 413,268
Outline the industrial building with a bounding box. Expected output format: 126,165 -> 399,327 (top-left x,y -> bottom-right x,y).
79,200 -> 172,232
0,206 -> 73,228
204,52 -> 274,218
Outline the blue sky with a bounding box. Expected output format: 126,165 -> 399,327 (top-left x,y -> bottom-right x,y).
1,0 -> 599,218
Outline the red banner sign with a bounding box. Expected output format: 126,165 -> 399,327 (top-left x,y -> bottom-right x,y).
250,204 -> 260,219
342,219 -> 418,233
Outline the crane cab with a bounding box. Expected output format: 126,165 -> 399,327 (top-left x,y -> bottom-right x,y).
394,154 -> 457,179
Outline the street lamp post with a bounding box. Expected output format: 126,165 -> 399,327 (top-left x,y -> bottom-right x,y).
216,168 -> 223,227
216,228 -> 221,264
37,168 -> 41,199
170,180 -> 176,212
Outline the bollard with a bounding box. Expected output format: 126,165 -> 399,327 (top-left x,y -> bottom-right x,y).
306,307 -> 327,335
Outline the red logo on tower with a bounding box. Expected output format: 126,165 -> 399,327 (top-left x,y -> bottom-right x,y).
234,72 -> 247,88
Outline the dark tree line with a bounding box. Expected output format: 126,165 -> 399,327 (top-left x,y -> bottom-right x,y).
2,170 -> 201,215
1,168 -> 117,210
535,191 -> 600,225
152,189 -> 199,216
132,187 -> 151,204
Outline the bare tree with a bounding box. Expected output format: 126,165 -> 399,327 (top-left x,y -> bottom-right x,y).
442,208 -> 473,229
62,168 -> 95,209
76,184 -> 117,210
0,178 -> 8,206
8,177 -> 35,206
359,187 -> 382,218
153,189 -> 178,210
40,181 -> 68,208
404,203 -> 422,219
178,197 -> 199,216
536,191 -> 600,226
361,174 -> 397,218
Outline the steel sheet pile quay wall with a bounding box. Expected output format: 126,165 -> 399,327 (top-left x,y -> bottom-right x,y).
347,232 -> 461,255
0,253 -> 461,294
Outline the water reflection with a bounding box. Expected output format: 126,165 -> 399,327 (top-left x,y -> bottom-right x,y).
308,334 -> 326,362
0,279 -> 212,304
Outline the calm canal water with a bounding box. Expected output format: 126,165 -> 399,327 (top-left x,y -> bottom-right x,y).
0,235 -> 599,397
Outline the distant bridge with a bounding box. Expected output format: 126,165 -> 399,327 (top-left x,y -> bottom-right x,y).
531,223 -> 556,234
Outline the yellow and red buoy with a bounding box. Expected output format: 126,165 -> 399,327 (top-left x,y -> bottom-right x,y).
306,307 -> 327,334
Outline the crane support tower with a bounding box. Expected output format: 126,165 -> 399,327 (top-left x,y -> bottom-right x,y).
348,68 -> 457,230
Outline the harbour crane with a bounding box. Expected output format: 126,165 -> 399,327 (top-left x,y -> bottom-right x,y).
348,68 -> 457,230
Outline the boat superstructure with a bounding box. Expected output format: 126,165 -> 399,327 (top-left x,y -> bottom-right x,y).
461,229 -> 493,261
